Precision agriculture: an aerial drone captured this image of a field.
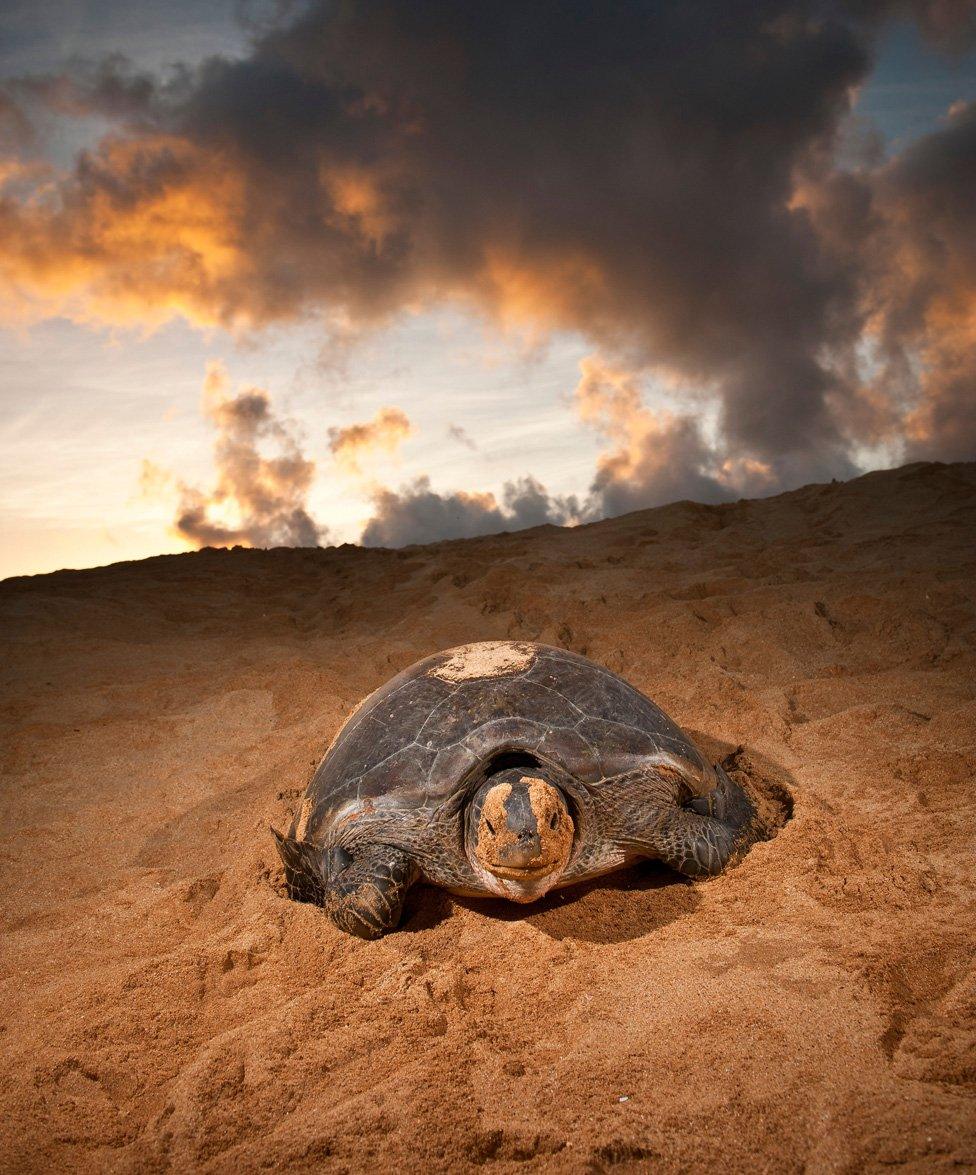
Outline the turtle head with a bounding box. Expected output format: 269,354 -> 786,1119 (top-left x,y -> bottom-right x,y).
466,769 -> 575,902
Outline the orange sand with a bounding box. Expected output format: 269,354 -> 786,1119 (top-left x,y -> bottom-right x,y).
1,461 -> 974,1171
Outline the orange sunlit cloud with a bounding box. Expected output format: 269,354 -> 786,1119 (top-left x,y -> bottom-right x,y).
328,406 -> 413,477
0,134 -> 248,329
574,356 -> 778,505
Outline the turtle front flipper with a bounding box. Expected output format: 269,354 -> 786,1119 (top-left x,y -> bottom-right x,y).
686,762 -> 755,832
325,845 -> 419,940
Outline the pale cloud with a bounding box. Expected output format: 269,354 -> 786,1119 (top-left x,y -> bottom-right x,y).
144,361 -> 324,548
573,358 -> 728,514
447,423 -> 477,451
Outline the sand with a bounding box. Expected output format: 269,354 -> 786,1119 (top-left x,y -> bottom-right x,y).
1,460 -> 974,1172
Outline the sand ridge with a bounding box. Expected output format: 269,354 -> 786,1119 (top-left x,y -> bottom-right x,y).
1,460 -> 975,1171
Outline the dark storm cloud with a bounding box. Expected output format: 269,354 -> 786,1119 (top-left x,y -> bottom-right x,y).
2,0 -> 976,535
902,0 -> 976,51
0,89 -> 35,149
12,54 -> 187,122
361,475 -> 579,548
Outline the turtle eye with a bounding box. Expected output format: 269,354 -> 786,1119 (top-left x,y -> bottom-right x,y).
484,819 -> 496,835
549,811 -> 560,830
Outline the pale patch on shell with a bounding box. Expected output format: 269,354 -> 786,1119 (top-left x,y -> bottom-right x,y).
430,641 -> 536,682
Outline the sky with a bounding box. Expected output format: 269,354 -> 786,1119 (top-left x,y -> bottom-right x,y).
1,1 -> 975,579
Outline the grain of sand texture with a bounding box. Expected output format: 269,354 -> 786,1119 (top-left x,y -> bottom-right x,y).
1,461 -> 975,1172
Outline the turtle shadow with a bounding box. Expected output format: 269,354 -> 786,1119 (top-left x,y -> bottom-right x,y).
403,862 -> 700,945
401,737 -> 796,945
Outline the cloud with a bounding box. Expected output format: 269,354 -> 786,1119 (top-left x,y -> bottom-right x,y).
871,100 -> 976,461
447,423 -> 477,450
905,0 -> 976,52
786,96 -> 976,465
361,475 -> 579,547
570,356 -> 792,516
150,386 -> 577,551
574,358 -> 730,514
12,54 -> 177,122
2,0 -> 975,497
328,405 -> 412,476
0,90 -> 34,151
0,130 -> 253,327
145,361 -> 325,548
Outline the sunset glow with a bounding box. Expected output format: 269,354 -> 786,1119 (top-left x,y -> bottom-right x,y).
1,2 -> 975,578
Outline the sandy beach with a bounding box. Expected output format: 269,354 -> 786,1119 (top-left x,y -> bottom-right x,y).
1,459 -> 974,1172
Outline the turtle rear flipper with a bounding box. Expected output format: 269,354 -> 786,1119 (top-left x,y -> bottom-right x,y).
687,762 -> 754,831
272,827 -> 328,905
649,808 -> 738,878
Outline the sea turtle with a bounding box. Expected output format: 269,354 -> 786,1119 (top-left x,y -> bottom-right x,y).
273,641 -> 756,939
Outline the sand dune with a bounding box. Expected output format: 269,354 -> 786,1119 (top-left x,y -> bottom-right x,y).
1,461 -> 974,1171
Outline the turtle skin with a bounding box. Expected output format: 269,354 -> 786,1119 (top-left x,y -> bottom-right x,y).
273,641 -> 755,938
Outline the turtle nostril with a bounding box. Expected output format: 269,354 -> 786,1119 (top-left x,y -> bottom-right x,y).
485,819 -> 495,835
549,811 -> 560,830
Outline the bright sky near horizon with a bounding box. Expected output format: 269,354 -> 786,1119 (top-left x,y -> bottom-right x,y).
1,2 -> 975,579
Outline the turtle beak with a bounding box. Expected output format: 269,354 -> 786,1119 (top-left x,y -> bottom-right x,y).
495,783 -> 543,870
497,828 -> 543,869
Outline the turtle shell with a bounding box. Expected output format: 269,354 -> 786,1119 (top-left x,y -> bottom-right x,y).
293,641 -> 715,844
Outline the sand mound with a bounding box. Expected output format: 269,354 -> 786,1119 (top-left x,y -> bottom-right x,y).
1,461 -> 974,1171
